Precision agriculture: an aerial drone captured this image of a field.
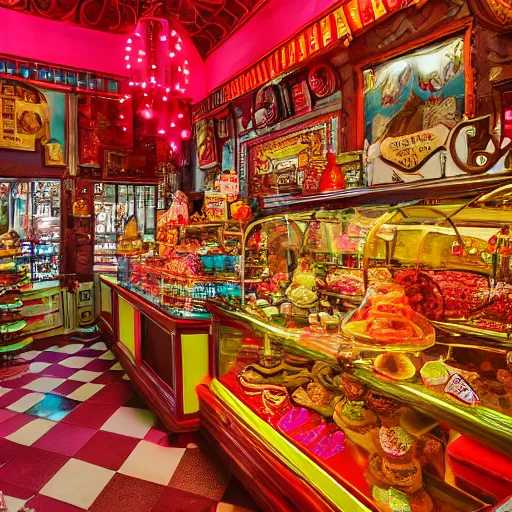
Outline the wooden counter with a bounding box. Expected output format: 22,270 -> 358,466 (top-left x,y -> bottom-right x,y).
98,275 -> 211,432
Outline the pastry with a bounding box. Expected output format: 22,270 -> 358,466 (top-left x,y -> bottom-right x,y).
333,399 -> 379,454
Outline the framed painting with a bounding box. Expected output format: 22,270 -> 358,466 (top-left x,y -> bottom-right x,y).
0,79 -> 67,166
244,113 -> 340,197
363,36 -> 465,147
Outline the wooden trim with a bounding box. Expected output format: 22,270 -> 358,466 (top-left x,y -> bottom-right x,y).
111,338 -> 199,432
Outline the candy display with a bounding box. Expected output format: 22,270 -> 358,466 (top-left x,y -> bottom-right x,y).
202,184 -> 512,512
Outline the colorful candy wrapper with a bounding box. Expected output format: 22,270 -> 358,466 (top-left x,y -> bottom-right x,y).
444,373 -> 479,405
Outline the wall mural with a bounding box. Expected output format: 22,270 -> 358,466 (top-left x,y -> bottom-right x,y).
0,79 -> 66,166
363,37 -> 465,146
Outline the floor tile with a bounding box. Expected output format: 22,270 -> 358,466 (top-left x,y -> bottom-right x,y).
78,349 -> 105,358
33,422 -> 96,457
59,356 -> 95,369
152,487 -> 216,512
52,344 -> 84,354
1,373 -> 39,389
26,495 -> 86,512
89,473 -> 164,512
100,407 -> 155,439
119,440 -> 185,485
0,482 -> 33,501
44,364 -> 79,379
23,377 -> 65,393
169,444 -> 230,500
88,382 -> 134,405
109,362 -> 123,371
0,388 -> 30,408
0,438 -> 26,464
0,413 -> 34,437
74,431 -> 139,471
20,350 -> 41,361
0,447 -> 68,491
0,386 -> 10,397
29,362 -> 52,373
83,359 -> 116,372
98,350 -> 116,361
7,392 -> 45,413
40,459 -> 115,510
51,380 -> 84,396
32,352 -> 70,364
69,370 -> 104,382
90,342 -> 108,351
66,383 -> 104,402
216,504 -> 254,512
92,371 -> 125,385
25,394 -> 81,421
6,418 -> 56,446
4,495 -> 27,511
62,403 -> 118,429
0,408 -> 18,424
122,373 -> 130,381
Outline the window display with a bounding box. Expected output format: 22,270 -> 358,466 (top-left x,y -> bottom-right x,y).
0,179 -> 60,281
93,183 -> 157,273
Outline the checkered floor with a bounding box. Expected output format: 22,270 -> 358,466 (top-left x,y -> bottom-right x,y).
0,337 -> 260,512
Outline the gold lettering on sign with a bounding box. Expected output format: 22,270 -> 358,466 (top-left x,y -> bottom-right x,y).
380,125 -> 450,172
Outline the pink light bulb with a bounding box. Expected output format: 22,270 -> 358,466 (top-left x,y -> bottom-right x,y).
160,35 -> 167,42
137,58 -> 143,63
162,96 -> 168,101
158,129 -> 166,135
125,56 -> 130,61
170,122 -> 176,127
151,64 -> 156,69
127,38 -> 132,43
169,52 -> 175,58
126,46 -> 131,51
119,115 -> 125,119
126,64 -> 131,69
180,129 -> 190,140
178,113 -> 184,119
123,127 -> 127,132
165,88 -> 170,93
171,30 -> 177,36
128,82 -> 134,86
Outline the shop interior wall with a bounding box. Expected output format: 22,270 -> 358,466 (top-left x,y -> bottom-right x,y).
0,8 -> 207,103
203,0 -> 339,94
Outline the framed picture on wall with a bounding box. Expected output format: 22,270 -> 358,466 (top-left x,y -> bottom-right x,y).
0,78 -> 68,166
362,36 -> 465,147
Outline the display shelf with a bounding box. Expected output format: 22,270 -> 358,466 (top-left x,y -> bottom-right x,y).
259,174 -> 512,213
206,299 -> 512,456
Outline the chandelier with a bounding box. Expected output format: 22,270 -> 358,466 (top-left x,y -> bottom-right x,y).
122,17 -> 191,155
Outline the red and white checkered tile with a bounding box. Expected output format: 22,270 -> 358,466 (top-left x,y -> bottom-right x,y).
0,337 -> 260,512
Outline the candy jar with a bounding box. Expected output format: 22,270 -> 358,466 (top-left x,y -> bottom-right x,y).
320,152 -> 346,193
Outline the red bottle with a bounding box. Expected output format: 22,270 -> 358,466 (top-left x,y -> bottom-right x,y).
319,152 -> 346,193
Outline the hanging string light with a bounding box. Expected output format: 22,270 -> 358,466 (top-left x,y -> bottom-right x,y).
122,17 -> 191,158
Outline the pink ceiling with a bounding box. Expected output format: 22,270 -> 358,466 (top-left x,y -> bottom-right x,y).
0,7 -> 206,102
204,0 -> 339,93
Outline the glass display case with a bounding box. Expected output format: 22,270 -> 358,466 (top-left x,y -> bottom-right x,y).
206,185 -> 512,512
93,182 -> 157,273
117,221 -> 244,318
0,179 -> 60,281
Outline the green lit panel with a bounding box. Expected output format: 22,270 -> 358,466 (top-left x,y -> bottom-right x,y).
118,297 -> 136,359
181,333 -> 209,415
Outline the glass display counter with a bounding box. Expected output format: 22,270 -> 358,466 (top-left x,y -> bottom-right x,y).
117,221 -> 244,318
201,185 -> 512,512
